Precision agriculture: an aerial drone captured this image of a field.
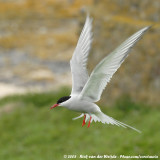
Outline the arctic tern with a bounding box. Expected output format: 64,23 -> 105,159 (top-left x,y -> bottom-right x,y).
50,16 -> 150,133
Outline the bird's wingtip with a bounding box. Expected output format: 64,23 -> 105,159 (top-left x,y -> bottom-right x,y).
142,25 -> 152,32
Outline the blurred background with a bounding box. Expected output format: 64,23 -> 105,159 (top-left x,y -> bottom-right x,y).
0,0 -> 160,160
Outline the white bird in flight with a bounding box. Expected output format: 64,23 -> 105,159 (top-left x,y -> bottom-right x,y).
50,15 -> 150,133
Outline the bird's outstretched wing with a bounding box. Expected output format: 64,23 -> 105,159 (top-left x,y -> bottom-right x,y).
70,15 -> 93,96
79,26 -> 150,102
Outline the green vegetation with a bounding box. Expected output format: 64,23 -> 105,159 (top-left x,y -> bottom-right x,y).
0,88 -> 159,160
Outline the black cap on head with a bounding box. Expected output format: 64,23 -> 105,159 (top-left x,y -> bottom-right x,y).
57,96 -> 71,104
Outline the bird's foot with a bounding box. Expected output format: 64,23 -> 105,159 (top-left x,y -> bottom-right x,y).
82,114 -> 86,127
87,116 -> 92,128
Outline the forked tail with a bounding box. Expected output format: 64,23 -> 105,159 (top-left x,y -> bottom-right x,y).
73,112 -> 141,133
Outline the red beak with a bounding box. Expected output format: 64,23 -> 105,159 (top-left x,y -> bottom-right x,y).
50,104 -> 59,109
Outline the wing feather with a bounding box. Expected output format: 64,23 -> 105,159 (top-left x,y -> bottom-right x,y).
79,26 -> 150,102
70,15 -> 93,96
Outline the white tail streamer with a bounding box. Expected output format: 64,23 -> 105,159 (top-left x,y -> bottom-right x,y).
73,112 -> 141,133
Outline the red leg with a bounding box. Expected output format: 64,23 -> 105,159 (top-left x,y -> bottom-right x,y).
87,116 -> 92,128
82,114 -> 86,127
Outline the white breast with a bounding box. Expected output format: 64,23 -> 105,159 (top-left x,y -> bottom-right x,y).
61,95 -> 101,113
